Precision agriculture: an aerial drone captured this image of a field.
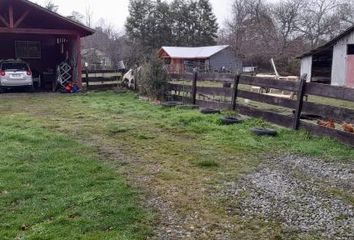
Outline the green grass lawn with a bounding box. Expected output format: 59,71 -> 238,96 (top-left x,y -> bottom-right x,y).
0,116 -> 152,239
0,91 -> 352,239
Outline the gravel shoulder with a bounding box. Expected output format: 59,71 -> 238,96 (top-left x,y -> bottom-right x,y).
223,154 -> 354,239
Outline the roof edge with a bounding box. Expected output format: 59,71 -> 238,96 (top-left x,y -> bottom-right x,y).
22,0 -> 95,37
299,24 -> 354,58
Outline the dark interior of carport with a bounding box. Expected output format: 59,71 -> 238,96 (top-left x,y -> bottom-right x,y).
0,33 -> 78,91
0,0 -> 94,91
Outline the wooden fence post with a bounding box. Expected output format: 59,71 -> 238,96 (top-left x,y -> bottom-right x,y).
192,70 -> 198,104
133,69 -> 137,91
85,68 -> 89,89
232,74 -> 241,111
292,74 -> 307,130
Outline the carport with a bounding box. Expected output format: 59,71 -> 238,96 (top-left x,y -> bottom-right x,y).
0,0 -> 94,91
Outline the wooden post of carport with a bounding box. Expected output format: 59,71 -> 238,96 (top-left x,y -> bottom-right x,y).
76,34 -> 82,89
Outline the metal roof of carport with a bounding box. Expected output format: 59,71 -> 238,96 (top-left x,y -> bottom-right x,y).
161,45 -> 230,59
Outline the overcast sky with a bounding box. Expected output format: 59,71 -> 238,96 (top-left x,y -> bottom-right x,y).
34,0 -> 233,32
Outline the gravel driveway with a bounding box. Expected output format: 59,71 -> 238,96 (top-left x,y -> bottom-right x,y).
224,155 -> 354,239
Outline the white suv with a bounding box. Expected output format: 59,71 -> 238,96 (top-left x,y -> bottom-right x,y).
0,60 -> 33,91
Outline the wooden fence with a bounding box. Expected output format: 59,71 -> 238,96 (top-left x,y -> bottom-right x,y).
168,72 -> 354,147
82,70 -> 122,90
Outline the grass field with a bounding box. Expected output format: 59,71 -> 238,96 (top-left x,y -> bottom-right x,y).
0,115 -> 152,239
0,91 -> 353,239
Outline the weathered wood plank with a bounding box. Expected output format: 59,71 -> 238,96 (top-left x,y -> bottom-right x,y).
302,102 -> 354,123
170,73 -> 194,81
232,75 -> 240,110
238,90 -> 296,109
299,121 -> 354,147
81,70 -> 120,74
82,77 -> 119,83
171,84 -> 297,109
192,72 -> 198,104
239,75 -> 298,91
293,75 -> 307,130
305,82 -> 354,102
237,105 -> 294,128
198,72 -> 234,82
170,84 -> 354,122
196,86 -> 233,96
86,84 -> 118,90
168,83 -> 192,92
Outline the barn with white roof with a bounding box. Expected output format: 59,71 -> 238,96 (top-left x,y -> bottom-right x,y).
159,45 -> 242,74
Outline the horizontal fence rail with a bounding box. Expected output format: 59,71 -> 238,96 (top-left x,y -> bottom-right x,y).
82,70 -> 121,90
168,72 -> 354,147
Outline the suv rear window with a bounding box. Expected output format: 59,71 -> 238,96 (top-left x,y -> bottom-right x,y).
1,63 -> 29,71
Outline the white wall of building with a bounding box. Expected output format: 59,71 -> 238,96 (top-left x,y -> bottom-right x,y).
300,56 -> 312,82
331,31 -> 354,86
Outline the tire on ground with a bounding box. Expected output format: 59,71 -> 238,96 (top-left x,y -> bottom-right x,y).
250,127 -> 277,137
220,116 -> 243,125
200,108 -> 221,114
161,101 -> 182,108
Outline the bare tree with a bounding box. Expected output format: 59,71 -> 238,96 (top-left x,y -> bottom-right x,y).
222,0 -> 279,69
296,0 -> 342,48
337,0 -> 354,27
68,11 -> 85,24
221,0 -> 354,73
85,5 -> 94,28
272,0 -> 304,52
44,0 -> 59,12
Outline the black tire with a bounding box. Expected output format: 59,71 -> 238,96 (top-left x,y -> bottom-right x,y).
220,116 -> 243,125
161,101 -> 182,108
200,108 -> 221,114
250,127 -> 277,137
27,85 -> 35,92
176,104 -> 199,110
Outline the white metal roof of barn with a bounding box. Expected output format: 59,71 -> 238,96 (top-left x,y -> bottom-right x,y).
161,45 -> 229,59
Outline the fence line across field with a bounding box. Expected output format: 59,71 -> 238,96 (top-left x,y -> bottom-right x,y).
168,72 -> 354,147
81,69 -> 122,90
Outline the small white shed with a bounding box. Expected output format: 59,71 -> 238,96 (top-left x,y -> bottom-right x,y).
299,26 -> 354,88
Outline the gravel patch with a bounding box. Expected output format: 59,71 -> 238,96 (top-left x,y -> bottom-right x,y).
224,155 -> 354,239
